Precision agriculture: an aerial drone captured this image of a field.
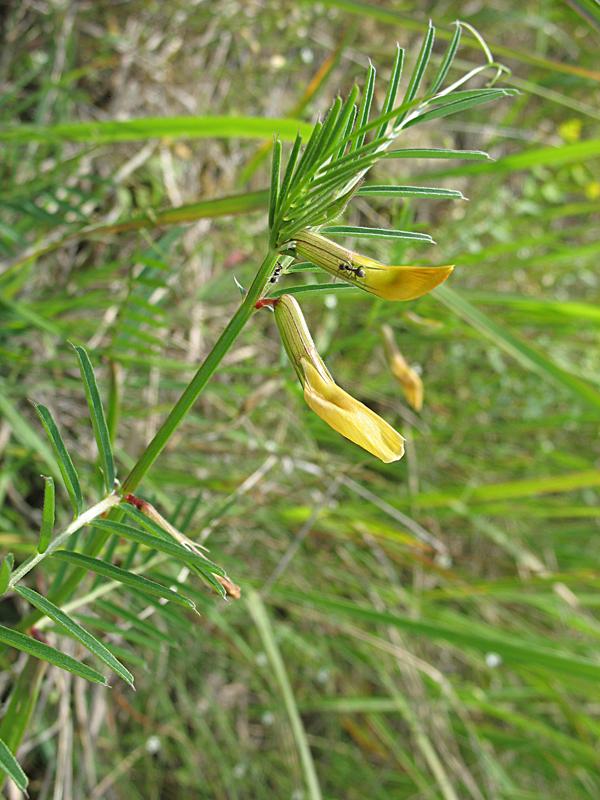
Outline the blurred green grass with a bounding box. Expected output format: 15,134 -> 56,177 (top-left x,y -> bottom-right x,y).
1,0 -> 600,798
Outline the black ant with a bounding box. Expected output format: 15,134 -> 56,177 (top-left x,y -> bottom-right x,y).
269,261 -> 283,284
338,261 -> 365,279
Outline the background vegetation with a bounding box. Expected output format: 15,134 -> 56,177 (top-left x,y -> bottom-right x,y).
1,1 -> 599,798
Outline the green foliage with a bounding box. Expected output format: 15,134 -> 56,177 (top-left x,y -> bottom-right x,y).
0,624 -> 108,685
72,344 -> 116,492
267,22 -> 515,247
0,738 -> 28,794
14,585 -> 134,687
37,475 -> 55,553
51,551 -> 197,609
32,402 -> 83,517
1,1 -> 599,798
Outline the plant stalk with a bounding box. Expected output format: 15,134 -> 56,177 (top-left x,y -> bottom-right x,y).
15,248 -> 278,634
121,248 -> 279,494
7,493 -> 121,590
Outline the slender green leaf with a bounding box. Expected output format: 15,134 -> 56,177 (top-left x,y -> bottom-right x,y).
321,225 -> 434,242
376,43 -> 404,138
32,402 -> 83,516
93,518 -> 224,577
336,101 -> 357,159
268,138 -> 282,230
277,132 -> 303,216
430,21 -> 461,93
384,147 -> 491,160
51,551 -> 196,609
315,95 -> 344,156
0,738 -> 28,793
14,585 -> 134,687
0,558 -> 10,596
405,88 -> 517,127
397,21 -> 435,122
357,185 -> 466,200
37,475 -> 55,553
106,360 -> 120,445
0,624 -> 107,684
72,344 -> 115,492
352,61 -> 376,151
327,85 -> 359,155
291,121 -> 323,187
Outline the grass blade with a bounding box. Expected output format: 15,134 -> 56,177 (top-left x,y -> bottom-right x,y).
32,402 -> 83,516
14,585 -> 134,687
247,590 -> 323,800
0,738 -> 28,793
51,551 -> 196,609
0,624 -> 108,684
37,476 -> 55,554
424,138 -> 600,178
434,286 -> 600,411
278,590 -> 600,682
309,0 -> 600,81
0,115 -> 313,144
72,344 -> 115,492
0,387 -> 58,478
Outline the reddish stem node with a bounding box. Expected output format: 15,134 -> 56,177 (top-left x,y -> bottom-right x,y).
124,493 -> 146,510
255,297 -> 278,310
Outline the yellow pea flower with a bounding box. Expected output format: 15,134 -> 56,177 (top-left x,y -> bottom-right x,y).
382,324 -> 423,412
291,230 -> 453,301
274,294 -> 405,463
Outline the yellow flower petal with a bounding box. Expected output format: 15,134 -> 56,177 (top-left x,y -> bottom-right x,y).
292,230 -> 453,301
361,263 -> 453,301
302,359 -> 405,463
391,358 -> 423,411
273,295 -> 405,463
382,324 -> 424,411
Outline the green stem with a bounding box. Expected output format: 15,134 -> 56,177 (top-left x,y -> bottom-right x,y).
122,248 -> 279,493
15,248 -> 278,634
3,252 -> 279,755
8,494 -> 121,590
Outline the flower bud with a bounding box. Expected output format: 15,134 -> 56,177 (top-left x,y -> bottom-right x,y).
274,295 -> 404,463
382,324 -> 423,411
292,230 -> 453,301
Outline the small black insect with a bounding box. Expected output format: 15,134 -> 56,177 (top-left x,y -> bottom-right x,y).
269,262 -> 283,284
338,261 -> 365,278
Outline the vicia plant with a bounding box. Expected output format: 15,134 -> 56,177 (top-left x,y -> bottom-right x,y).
0,21 -> 514,792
